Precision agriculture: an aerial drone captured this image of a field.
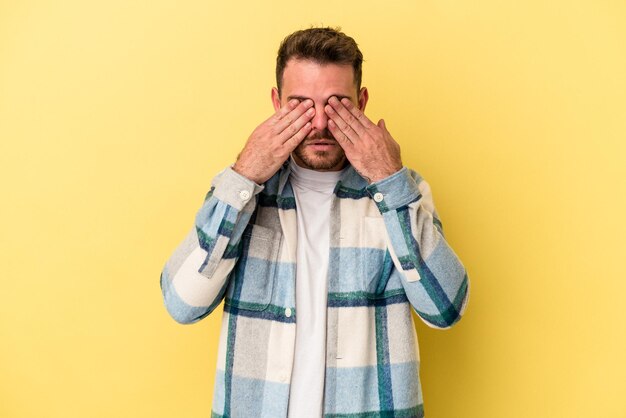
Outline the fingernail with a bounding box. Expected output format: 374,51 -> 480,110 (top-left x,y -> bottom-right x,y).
290,99 -> 299,107
305,99 -> 314,107
307,108 -> 315,115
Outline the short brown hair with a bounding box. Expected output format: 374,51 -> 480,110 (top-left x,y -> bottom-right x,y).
275,27 -> 363,95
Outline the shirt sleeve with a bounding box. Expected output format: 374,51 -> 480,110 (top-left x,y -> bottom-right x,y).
159,166 -> 264,324
365,167 -> 470,329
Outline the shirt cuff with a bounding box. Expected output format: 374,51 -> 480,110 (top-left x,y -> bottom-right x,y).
365,167 -> 422,213
212,166 -> 265,211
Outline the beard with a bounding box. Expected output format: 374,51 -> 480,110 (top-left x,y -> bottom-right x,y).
293,128 -> 347,171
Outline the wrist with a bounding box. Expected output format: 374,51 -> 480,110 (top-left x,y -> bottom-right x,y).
367,165 -> 403,183
232,162 -> 263,185
366,167 -> 421,213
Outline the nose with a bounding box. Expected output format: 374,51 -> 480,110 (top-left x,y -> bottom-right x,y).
310,103 -> 329,132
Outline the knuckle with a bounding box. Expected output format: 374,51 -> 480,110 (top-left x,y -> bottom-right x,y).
293,130 -> 306,142
276,149 -> 289,160
269,142 -> 281,154
292,133 -> 304,144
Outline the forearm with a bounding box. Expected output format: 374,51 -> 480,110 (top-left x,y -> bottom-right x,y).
160,167 -> 264,324
367,167 -> 470,328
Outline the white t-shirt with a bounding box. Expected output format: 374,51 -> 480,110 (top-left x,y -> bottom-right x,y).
287,156 -> 346,418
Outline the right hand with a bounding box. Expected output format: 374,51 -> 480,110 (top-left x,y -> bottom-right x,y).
233,99 -> 315,184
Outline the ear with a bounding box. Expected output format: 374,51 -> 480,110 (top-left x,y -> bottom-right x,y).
271,87 -> 281,112
358,87 -> 369,112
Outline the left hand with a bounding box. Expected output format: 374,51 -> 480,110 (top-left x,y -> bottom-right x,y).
325,96 -> 403,183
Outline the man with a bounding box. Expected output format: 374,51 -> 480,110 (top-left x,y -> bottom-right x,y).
160,27 -> 469,418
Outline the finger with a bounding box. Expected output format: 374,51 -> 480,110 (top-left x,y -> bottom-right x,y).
325,103 -> 361,143
340,97 -> 377,130
273,99 -> 314,134
328,96 -> 368,136
279,105 -> 315,143
283,121 -> 313,152
378,118 -> 387,130
328,118 -> 355,152
268,99 -> 300,125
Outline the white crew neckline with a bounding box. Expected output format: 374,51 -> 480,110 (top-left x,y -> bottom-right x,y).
289,155 -> 347,192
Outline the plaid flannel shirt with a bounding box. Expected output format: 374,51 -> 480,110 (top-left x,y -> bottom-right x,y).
160,162 -> 470,418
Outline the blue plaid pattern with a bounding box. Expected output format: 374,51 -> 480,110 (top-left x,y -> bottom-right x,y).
160,162 -> 469,417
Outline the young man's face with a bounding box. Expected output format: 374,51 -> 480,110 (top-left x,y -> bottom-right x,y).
272,58 -> 368,171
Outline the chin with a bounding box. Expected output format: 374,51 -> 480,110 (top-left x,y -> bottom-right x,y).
294,148 -> 347,171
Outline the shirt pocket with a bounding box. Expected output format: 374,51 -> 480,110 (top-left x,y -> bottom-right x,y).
224,223 -> 281,311
359,216 -> 391,295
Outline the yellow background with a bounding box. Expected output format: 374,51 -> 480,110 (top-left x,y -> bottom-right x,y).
1,0 -> 625,417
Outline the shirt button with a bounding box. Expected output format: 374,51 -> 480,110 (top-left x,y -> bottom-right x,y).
373,192 -> 384,203
239,190 -> 251,201
285,308 -> 292,318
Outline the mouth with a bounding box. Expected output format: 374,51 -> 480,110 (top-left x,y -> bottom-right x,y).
306,140 -> 337,152
305,138 -> 337,146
